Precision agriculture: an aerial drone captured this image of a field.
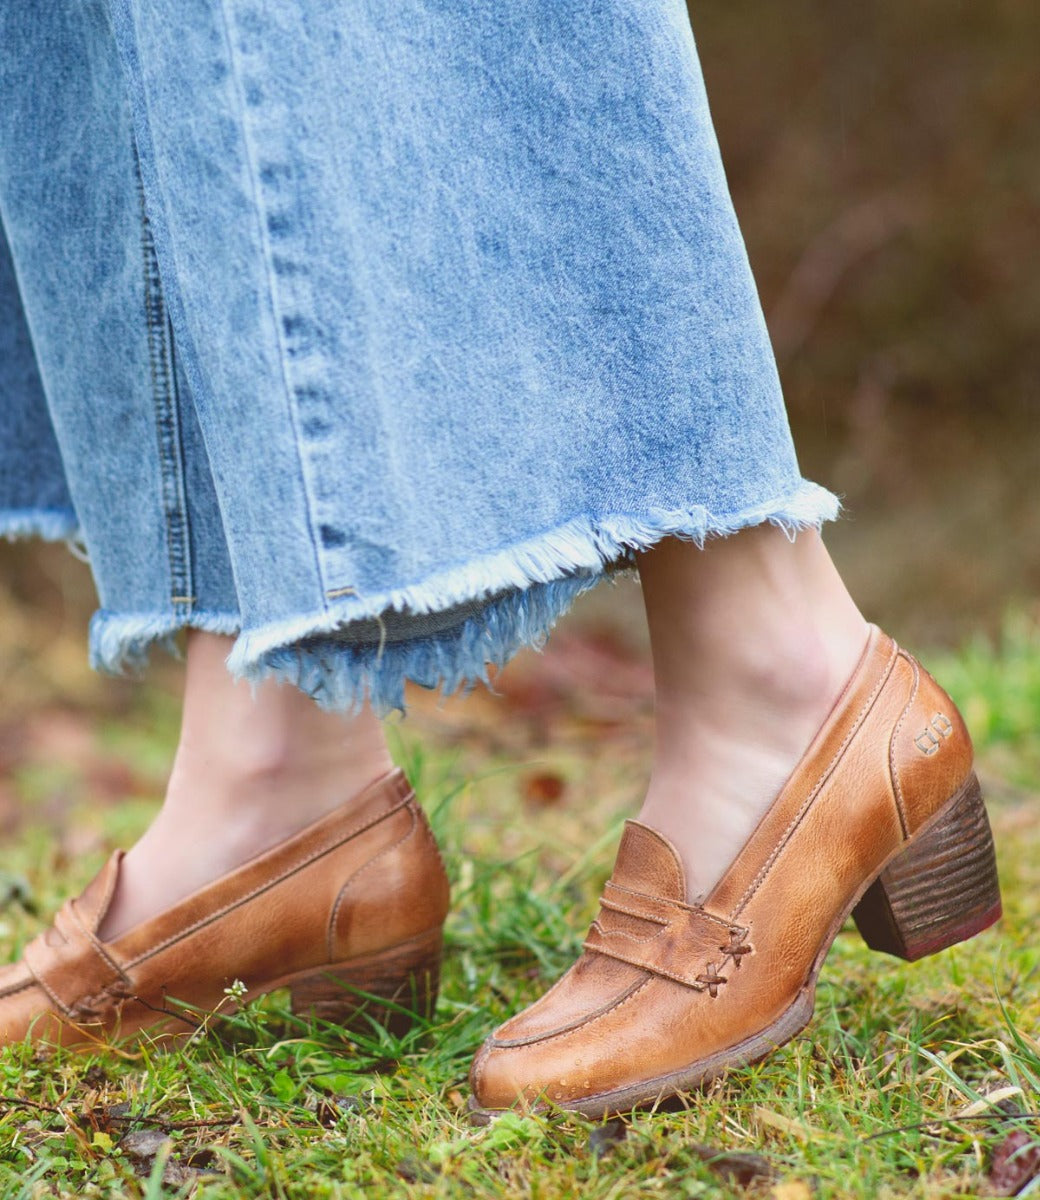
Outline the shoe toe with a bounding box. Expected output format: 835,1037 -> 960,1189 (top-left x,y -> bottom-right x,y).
471,1025 -> 621,1112
471,953 -> 654,1110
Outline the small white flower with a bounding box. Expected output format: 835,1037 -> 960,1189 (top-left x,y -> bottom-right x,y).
223,978 -> 248,1002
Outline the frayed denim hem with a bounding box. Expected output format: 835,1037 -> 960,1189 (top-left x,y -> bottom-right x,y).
0,507 -> 80,543
89,609 -> 241,673
229,480 -> 841,715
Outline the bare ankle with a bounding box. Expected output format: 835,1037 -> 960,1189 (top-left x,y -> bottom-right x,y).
635,527 -> 870,899
97,632 -> 395,941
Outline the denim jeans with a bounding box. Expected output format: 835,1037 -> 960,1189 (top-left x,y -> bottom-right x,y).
0,0 -> 837,711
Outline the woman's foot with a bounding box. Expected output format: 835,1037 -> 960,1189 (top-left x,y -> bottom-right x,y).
471,527 -> 1000,1115
0,769 -> 449,1047
471,624 -> 1001,1116
98,631 -> 395,941
0,631 -> 451,1049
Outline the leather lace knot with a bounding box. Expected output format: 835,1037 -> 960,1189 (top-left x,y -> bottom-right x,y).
69,980 -> 133,1021
720,930 -> 752,968
695,964 -> 727,997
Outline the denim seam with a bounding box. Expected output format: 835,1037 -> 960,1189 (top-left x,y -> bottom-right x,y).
213,0 -> 326,602
134,148 -> 195,613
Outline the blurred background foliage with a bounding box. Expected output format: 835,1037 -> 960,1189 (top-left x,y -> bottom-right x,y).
697,0 -> 1039,638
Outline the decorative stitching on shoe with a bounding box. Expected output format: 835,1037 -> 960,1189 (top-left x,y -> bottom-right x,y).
695,963 -> 726,997
20,963 -> 73,1018
486,932 -> 635,1038
888,652 -> 919,839
23,906 -> 130,1017
720,928 -> 752,967
0,980 -> 36,1001
592,892 -> 731,947
326,804 -> 419,961
584,890 -> 751,994
95,854 -> 123,934
586,919 -> 664,947
598,898 -> 668,926
603,884 -> 735,932
69,979 -> 133,1021
127,797 -> 410,967
732,638 -> 898,919
585,935 -> 751,995
66,902 -> 130,982
410,797 -> 451,896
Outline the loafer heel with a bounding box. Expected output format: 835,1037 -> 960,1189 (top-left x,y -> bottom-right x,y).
852,772 -> 1001,962
289,926 -> 443,1036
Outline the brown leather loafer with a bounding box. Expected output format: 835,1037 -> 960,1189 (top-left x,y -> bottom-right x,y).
0,769 -> 449,1047
470,627 -> 1002,1117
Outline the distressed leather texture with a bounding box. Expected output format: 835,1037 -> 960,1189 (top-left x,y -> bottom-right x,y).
0,769 -> 449,1046
470,627 -> 976,1110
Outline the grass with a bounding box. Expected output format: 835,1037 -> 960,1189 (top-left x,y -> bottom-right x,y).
0,612 -> 1038,1198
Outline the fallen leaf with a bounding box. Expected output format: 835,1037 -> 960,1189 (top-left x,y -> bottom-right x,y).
956,1086 -> 1023,1119
588,1119 -> 627,1158
120,1128 -> 172,1162
118,1128 -> 216,1186
161,1159 -> 208,1187
521,771 -> 566,809
690,1143 -> 777,1187
85,758 -> 142,803
987,1130 -> 1040,1197
185,1147 -> 219,1170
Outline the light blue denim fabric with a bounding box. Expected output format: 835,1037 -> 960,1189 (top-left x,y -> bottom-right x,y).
0,0 -> 838,711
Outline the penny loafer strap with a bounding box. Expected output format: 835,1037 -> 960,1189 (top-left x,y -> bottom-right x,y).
583,882 -> 751,993
23,899 -> 130,1018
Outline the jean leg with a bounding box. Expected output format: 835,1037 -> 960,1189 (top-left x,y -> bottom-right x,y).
0,212 -> 77,540
106,0 -> 838,710
0,0 -> 238,663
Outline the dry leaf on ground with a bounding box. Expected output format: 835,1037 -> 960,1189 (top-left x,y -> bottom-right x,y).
987,1130 -> 1040,1197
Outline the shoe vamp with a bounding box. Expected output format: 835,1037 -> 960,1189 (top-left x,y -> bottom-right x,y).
479,972 -> 753,1107
491,950 -> 650,1045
